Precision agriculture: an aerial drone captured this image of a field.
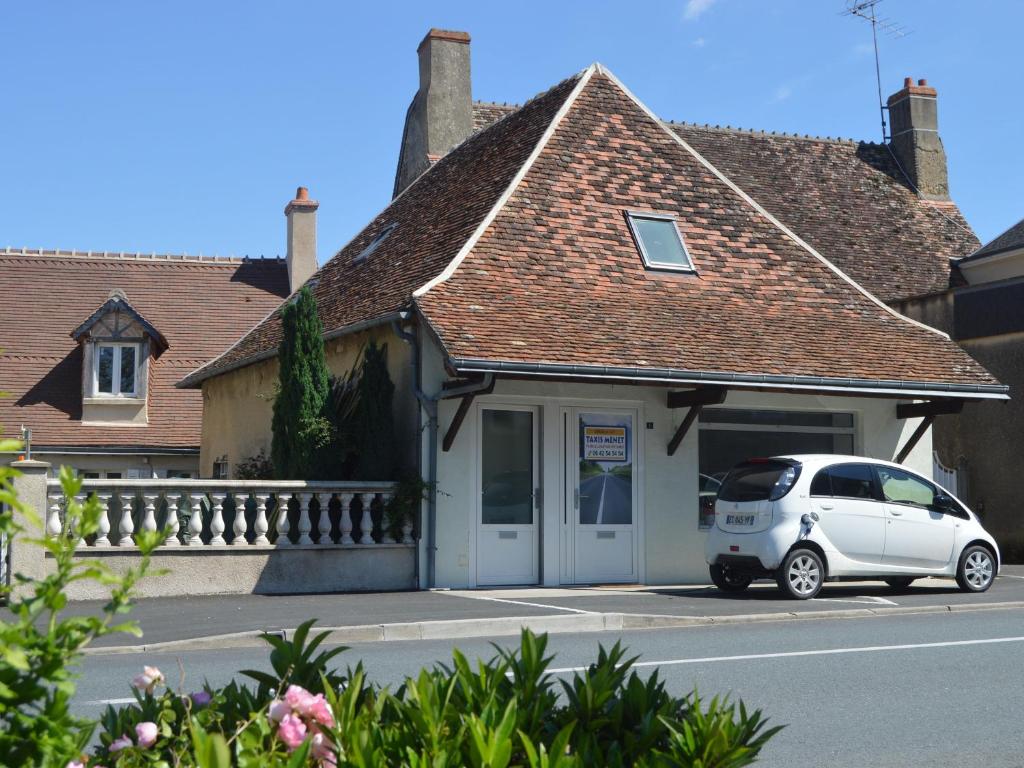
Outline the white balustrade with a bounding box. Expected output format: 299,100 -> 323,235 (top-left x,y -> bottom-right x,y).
275,492 -> 292,546
43,480 -> 401,552
316,493 -> 331,545
339,492 -> 354,545
297,493 -> 314,545
358,493 -> 375,545
164,493 -> 181,546
95,492 -> 113,547
117,490 -> 135,547
231,492 -> 250,546
209,492 -> 227,545
253,492 -> 271,546
73,494 -> 87,546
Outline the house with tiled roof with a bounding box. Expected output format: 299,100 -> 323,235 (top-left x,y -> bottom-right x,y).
0,247 -> 293,478
182,29 -> 1006,588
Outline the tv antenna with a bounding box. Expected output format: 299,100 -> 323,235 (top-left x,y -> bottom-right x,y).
842,0 -> 912,141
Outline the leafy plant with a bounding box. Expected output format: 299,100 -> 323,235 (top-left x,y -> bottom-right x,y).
0,462 -> 163,768
235,451 -> 275,481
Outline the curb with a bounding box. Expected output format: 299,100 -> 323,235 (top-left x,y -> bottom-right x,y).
81,600 -> 1024,656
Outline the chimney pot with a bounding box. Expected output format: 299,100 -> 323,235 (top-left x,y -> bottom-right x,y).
917,78 -> 927,86
904,76 -> 913,87
296,186 -> 308,201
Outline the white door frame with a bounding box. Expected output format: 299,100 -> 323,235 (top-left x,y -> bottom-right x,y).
474,402 -> 541,586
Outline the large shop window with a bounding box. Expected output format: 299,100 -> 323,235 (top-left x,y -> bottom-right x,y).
697,408 -> 855,529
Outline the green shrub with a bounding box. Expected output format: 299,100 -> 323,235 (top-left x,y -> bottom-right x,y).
91,622 -> 782,767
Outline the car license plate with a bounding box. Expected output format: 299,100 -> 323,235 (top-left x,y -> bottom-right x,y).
726,514 -> 755,526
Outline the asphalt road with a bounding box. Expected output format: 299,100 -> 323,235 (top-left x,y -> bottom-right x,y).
579,472 -> 632,524
72,608 -> 1024,767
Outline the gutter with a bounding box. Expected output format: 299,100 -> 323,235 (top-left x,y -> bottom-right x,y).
449,358 -> 1010,401
392,318 -> 494,588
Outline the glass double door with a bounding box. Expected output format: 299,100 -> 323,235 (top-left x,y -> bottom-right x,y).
566,408 -> 639,584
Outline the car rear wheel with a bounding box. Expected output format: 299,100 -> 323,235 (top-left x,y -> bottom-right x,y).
884,577 -> 915,590
956,545 -> 995,593
709,563 -> 753,593
777,548 -> 824,600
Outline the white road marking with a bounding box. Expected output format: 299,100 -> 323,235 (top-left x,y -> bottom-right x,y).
437,590 -> 595,615
596,474 -> 608,524
545,635 -> 1024,674
1000,574 -> 1024,579
812,595 -> 899,606
83,696 -> 136,706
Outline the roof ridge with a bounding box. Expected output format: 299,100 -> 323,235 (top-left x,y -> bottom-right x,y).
0,247 -> 285,265
594,63 -> 950,341
413,65 -> 597,299
663,119 -> 866,146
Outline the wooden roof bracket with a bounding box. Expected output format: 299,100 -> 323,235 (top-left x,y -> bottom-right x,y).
441,374 -> 496,452
894,399 -> 964,463
667,386 -> 728,456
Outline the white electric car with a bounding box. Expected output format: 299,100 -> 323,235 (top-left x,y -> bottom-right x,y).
705,455 -> 1000,600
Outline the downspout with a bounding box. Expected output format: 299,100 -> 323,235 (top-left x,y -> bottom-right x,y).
391,317 -> 494,589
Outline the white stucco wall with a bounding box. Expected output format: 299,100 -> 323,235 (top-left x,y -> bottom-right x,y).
418,337 -> 932,589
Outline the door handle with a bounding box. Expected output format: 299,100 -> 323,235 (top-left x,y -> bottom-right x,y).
818,503 -> 834,510
889,510 -> 903,516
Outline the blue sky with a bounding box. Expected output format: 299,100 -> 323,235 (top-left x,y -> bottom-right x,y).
2,1 -> 1020,261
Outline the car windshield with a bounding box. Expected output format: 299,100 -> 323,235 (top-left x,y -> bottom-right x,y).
718,460 -> 794,503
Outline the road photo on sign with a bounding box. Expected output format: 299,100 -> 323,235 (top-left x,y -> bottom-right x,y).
578,415 -> 633,525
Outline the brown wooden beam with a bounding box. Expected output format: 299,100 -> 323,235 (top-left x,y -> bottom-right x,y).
668,404 -> 704,456
442,394 -> 476,452
667,386 -> 728,409
896,400 -> 964,419
896,414 -> 936,463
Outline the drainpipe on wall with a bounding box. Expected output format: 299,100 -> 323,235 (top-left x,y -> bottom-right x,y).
391,317 -> 494,588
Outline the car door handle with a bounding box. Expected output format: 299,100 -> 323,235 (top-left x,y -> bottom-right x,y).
818,503 -> 834,510
889,510 -> 903,516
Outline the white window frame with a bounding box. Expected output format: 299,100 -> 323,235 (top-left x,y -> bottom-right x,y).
93,342 -> 140,398
626,211 -> 695,273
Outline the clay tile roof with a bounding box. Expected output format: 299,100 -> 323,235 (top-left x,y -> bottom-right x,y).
0,249 -> 288,448
960,216 -> 1024,263
184,66 -> 1003,399
180,72 -> 585,387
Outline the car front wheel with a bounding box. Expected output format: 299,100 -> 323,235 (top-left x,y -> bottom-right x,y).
777,548 -> 824,600
956,545 -> 995,593
709,563 -> 753,593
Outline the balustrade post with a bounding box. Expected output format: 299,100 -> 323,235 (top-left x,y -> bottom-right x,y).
358,493 -> 375,545
117,490 -> 135,547
95,491 -> 113,547
379,493 -> 396,544
339,492 -> 354,545
275,492 -> 292,546
316,493 -> 332,545
164,492 -> 181,546
253,492 -> 271,546
231,492 -> 250,545
73,493 -> 87,546
46,493 -> 63,538
297,492 -> 314,545
209,492 -> 227,545
185,493 -> 204,546
141,493 -> 160,538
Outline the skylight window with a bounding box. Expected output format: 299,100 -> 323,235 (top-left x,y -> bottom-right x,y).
626,212 -> 694,272
354,223 -> 397,263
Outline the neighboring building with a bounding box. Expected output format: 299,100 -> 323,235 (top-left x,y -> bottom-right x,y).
899,217 -> 1024,559
0,248 -> 290,477
181,30 -> 1006,588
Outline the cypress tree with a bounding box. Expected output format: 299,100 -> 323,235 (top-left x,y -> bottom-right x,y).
270,286 -> 331,479
352,341 -> 397,481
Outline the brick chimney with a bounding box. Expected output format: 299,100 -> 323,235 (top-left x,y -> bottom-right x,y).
284,186 -> 318,293
886,77 -> 950,200
392,29 -> 473,198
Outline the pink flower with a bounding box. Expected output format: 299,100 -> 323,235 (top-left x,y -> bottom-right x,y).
310,731 -> 337,765
66,761 -> 86,768
131,665 -> 164,695
277,713 -> 307,751
284,684 -> 315,715
268,697 -> 291,722
135,721 -> 158,748
109,735 -> 133,752
307,693 -> 335,727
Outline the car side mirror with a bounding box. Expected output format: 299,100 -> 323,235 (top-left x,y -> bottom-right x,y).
933,492 -> 955,512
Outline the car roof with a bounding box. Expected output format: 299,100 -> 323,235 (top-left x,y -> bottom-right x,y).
770,454 -> 910,472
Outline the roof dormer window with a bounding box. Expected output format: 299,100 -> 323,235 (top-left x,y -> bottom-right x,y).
626,212 -> 695,272
95,342 -> 138,397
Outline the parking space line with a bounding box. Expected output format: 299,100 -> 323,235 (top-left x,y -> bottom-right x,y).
437,591 -> 596,615
545,635 -> 1024,674
812,595 -> 899,606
